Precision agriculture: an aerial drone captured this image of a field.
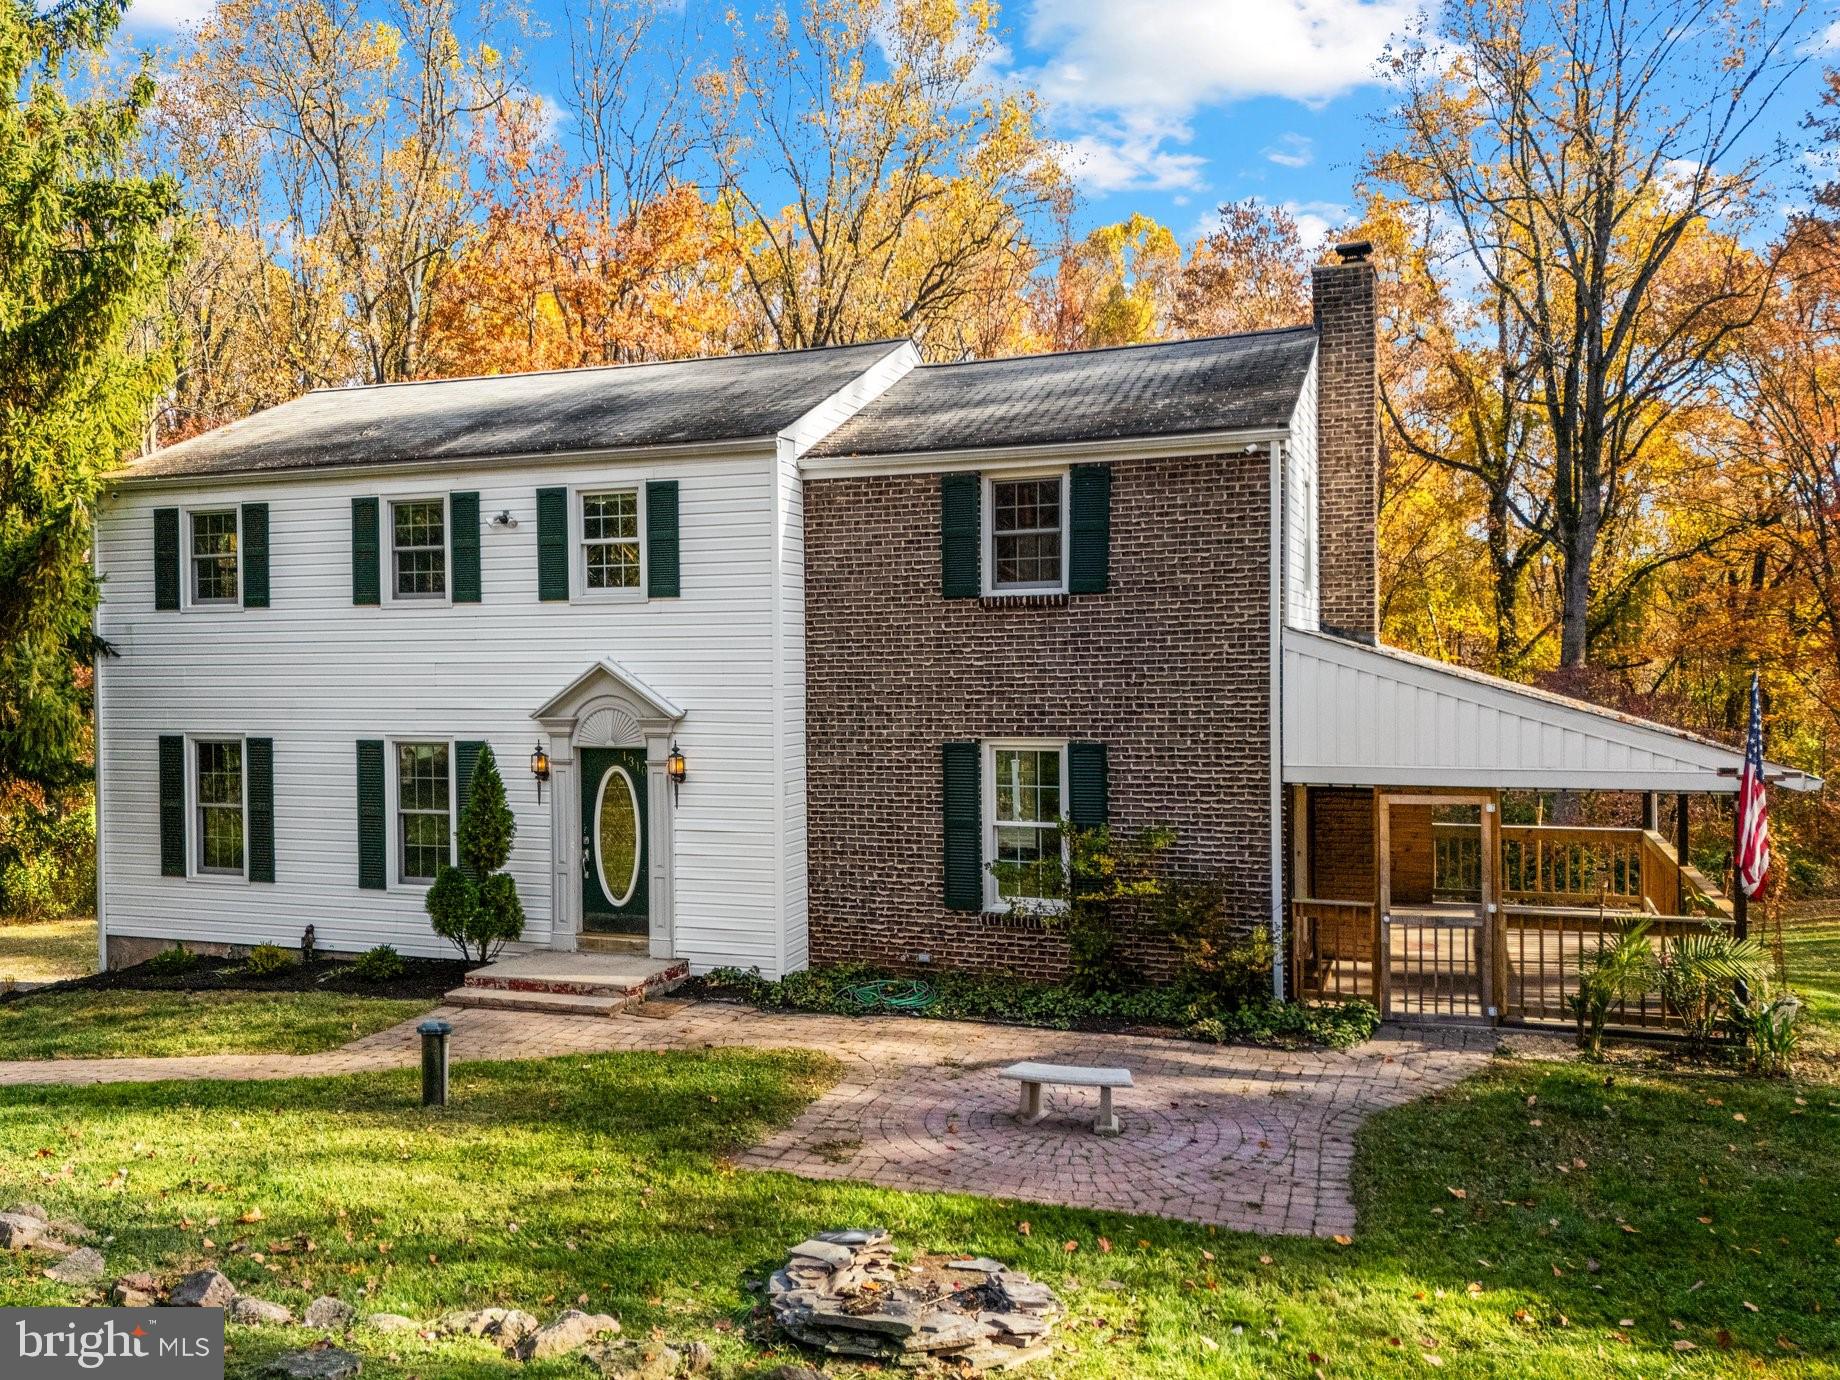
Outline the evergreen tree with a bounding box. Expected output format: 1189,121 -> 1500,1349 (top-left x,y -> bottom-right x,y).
0,0 -> 183,785
428,745 -> 524,963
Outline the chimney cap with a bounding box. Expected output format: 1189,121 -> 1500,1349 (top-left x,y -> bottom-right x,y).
1334,240 -> 1373,265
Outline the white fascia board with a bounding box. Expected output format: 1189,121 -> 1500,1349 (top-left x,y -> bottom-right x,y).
109,435 -> 780,494
799,426 -> 1292,479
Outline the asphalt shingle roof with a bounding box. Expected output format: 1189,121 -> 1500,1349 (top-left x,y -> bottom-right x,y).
123,340 -> 910,481
804,325 -> 1318,460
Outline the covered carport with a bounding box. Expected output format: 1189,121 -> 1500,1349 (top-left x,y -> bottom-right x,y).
1280,629 -> 1820,1026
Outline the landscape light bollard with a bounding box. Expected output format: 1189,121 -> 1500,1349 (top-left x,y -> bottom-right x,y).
419,1019 -> 452,1107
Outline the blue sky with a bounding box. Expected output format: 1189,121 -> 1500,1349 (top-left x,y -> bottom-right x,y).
120,0 -> 1836,250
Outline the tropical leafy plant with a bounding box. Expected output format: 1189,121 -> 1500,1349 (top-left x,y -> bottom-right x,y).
1654,925 -> 1766,1051
1571,920 -> 1656,1059
1731,980 -> 1803,1076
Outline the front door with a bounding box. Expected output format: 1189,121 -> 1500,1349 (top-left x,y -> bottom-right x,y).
580,747 -> 648,934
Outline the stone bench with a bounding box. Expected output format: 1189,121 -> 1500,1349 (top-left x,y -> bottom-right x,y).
996,1062 -> 1133,1136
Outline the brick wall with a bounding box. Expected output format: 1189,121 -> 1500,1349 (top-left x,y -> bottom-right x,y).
1387,803 -> 1436,905
804,454 -> 1275,983
1311,257 -> 1378,642
1308,787 -> 1375,902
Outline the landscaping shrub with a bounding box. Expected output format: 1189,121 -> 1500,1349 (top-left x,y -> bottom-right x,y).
426,746 -> 525,963
1654,926 -> 1766,1051
1571,920 -> 1657,1058
0,782 -> 95,920
144,943 -> 197,976
702,963 -> 1379,1049
243,943 -> 295,977
1732,980 -> 1803,1075
351,944 -> 407,982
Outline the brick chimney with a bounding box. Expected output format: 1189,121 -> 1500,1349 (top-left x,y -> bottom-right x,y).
1311,241 -> 1379,643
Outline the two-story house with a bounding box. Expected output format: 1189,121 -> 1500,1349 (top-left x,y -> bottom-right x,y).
96,245 -> 1813,1028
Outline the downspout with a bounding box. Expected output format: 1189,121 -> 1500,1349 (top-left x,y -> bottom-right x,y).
1269,438 -> 1286,1002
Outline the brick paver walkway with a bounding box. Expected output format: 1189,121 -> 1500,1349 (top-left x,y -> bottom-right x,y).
0,1002 -> 1503,1237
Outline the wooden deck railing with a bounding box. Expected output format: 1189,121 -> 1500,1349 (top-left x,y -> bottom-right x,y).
1500,905 -> 1724,1028
1432,822 -> 1729,917
1291,898 -> 1376,1004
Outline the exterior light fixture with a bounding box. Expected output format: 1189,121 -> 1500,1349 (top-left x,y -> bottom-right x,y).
491,510 -> 518,528
531,742 -> 551,803
667,742 -> 687,803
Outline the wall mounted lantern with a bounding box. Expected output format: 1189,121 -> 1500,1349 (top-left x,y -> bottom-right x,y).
531,742 -> 551,803
667,743 -> 687,804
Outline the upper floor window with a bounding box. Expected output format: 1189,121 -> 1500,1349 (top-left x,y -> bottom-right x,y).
195,738 -> 245,875
190,510 -> 240,605
986,740 -> 1066,909
396,741 -> 452,884
582,490 -> 641,592
391,499 -> 447,599
988,475 -> 1066,593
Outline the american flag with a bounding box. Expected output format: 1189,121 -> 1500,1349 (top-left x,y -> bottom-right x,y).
1735,672 -> 1771,899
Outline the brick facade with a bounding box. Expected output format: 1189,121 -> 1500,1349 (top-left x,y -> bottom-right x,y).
804,454 -> 1275,982
1311,256 -> 1379,642
1307,787 -> 1375,902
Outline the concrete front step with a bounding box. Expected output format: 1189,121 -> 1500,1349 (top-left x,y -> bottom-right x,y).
441,985 -> 631,1017
446,952 -> 690,1015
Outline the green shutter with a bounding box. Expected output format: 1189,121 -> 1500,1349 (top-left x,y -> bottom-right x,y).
943,741 -> 982,910
537,486 -> 569,601
154,508 -> 180,611
455,740 -> 484,880
356,739 -> 386,889
646,480 -> 680,598
246,737 -> 275,882
451,491 -> 481,603
241,502 -> 270,608
158,735 -> 186,876
1069,464 -> 1111,594
940,472 -> 980,598
1069,741 -> 1109,829
351,497 -> 380,606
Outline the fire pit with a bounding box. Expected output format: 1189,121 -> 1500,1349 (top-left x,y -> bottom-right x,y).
768,1229 -> 1062,1373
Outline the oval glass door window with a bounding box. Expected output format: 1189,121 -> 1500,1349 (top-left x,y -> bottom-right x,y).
594,767 -> 641,907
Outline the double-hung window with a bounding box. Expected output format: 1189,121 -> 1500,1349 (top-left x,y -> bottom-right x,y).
986,741 -> 1066,908
396,742 -> 452,884
988,475 -> 1066,593
391,499 -> 447,599
195,738 -> 245,875
581,490 -> 641,592
190,510 -> 240,605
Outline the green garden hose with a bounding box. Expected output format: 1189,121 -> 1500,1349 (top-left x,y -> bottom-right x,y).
841,978 -> 938,1012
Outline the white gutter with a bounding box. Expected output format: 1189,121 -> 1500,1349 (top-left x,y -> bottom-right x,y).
798,427 -> 1292,479
1268,438 -> 1286,1002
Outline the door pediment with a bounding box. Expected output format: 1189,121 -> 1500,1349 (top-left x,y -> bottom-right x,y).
532,660 -> 685,737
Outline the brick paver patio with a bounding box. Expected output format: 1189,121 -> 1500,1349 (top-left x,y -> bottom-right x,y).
0,1001 -> 1504,1236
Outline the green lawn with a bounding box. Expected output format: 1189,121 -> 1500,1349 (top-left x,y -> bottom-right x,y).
0,917 -> 97,985
0,990 -> 432,1060
0,1048 -> 1832,1378
1782,909 -> 1839,1049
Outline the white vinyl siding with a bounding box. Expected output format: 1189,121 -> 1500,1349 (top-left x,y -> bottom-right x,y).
1284,353 -> 1320,630
95,450 -> 800,972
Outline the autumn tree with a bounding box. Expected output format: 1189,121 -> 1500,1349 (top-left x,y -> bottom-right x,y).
1030,210 -> 1181,351
1375,0 -> 1806,670
703,0 -> 1061,358
151,0 -> 506,436
1173,199 -> 1313,339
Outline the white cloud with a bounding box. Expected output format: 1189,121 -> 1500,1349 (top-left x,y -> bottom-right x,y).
1022,0 -> 1419,192
1063,112 -> 1207,193
1026,0 -> 1419,112
127,0 -> 215,30
1264,132 -> 1315,168
1282,199 -> 1349,252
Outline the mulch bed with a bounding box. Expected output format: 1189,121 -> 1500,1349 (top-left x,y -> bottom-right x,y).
0,953 -> 472,1004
